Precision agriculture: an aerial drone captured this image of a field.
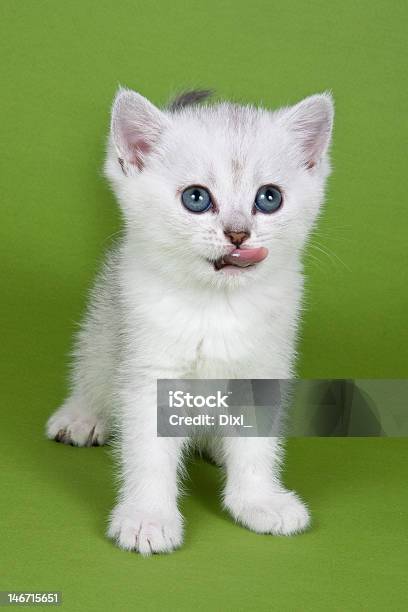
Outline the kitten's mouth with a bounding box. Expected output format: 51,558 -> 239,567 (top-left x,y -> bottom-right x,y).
212,247 -> 268,272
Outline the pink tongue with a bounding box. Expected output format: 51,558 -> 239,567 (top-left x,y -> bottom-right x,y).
223,247 -> 268,268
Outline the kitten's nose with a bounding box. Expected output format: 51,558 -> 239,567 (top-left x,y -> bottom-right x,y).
224,230 -> 250,248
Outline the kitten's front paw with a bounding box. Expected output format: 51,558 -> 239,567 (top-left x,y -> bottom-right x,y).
46,402 -> 108,447
107,504 -> 184,555
225,489 -> 310,536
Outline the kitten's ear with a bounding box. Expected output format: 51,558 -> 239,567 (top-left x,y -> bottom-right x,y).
111,88 -> 169,172
282,93 -> 334,169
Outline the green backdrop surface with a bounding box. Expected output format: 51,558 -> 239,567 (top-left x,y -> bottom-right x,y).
0,1 -> 407,610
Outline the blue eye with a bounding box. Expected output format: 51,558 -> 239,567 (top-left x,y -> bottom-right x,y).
181,186 -> 212,213
254,185 -> 283,213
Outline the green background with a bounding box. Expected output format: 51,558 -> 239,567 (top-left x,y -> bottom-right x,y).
0,1 -> 407,610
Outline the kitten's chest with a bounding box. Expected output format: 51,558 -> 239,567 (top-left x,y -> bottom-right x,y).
137,288 -> 292,376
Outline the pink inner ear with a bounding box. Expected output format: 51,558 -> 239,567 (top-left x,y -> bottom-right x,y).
127,137 -> 151,171
113,91 -> 165,173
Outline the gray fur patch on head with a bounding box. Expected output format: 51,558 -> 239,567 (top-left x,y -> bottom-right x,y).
168,89 -> 214,111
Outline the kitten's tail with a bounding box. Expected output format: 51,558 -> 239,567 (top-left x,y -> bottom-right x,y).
168,89 -> 214,111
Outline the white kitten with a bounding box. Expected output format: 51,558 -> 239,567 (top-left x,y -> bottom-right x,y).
46,87 -> 334,554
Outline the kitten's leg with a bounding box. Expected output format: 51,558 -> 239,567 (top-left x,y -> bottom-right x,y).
46,342 -> 113,447
222,437 -> 310,535
107,380 -> 187,555
46,283 -> 115,446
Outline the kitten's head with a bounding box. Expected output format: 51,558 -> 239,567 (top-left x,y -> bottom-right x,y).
105,87 -> 334,289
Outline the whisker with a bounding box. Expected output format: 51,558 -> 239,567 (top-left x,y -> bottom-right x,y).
310,241 -> 351,272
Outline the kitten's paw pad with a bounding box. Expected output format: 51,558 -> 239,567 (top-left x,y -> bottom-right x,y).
227,491 -> 310,536
107,505 -> 183,555
46,404 -> 108,447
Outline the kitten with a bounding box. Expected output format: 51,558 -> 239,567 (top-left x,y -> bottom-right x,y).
46,87 -> 334,554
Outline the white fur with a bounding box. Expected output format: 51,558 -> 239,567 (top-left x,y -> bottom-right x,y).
46,88 -> 334,554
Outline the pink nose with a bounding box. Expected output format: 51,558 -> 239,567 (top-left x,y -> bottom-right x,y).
224,230 -> 250,247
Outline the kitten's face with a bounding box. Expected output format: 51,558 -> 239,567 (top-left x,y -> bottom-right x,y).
105,90 -> 333,288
